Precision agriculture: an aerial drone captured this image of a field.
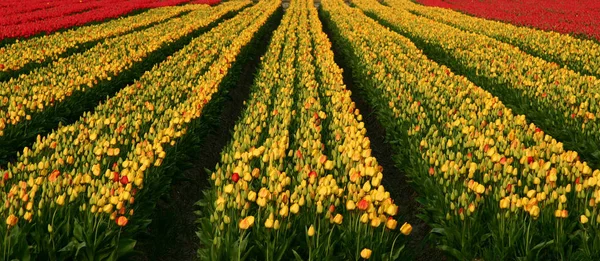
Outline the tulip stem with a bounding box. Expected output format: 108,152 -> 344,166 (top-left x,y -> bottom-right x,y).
326,224 -> 335,258
4,228 -> 9,261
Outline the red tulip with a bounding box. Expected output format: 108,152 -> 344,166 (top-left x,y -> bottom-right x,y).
232,172 -> 240,183
357,199 -> 369,210
499,157 -> 507,164
120,176 -> 129,185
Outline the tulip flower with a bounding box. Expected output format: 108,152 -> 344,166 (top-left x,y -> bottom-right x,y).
5,214 -> 18,227
400,222 -> 412,235
239,216 -> 255,230
307,225 -> 315,236
580,215 -> 589,224
360,248 -> 372,259
116,216 -> 128,227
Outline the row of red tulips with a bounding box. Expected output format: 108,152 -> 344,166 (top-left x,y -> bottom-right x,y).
322,0 -> 600,259
1,0 -> 123,26
416,0 -> 600,41
0,1 -> 277,259
0,0 -> 78,17
0,0 -> 212,42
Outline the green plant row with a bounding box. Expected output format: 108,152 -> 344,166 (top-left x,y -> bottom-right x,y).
0,1 -> 281,259
321,0 -> 600,259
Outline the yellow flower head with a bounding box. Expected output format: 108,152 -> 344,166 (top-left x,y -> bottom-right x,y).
400,222 -> 412,235
360,248 -> 372,259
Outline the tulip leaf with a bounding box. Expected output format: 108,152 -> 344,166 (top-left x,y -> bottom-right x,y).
391,245 -> 405,260
437,244 -> 465,260
73,220 -> 84,242
117,238 -> 136,256
430,227 -> 446,236
530,240 -> 553,251
292,250 -> 304,261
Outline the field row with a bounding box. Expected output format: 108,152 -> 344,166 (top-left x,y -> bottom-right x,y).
0,1 -> 278,259
322,0 -> 600,259
416,0 -> 600,41
0,0 -> 219,42
0,0 -> 599,259
356,0 -> 600,171
198,0 -> 408,259
0,4 -> 206,78
0,1 -> 247,165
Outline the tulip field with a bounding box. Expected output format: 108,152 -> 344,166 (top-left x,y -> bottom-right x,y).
2,0 -> 600,260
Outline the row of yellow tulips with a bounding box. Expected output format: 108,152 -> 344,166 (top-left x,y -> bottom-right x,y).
0,4 -> 206,77
198,0 -> 409,259
321,0 -> 600,259
385,0 -> 600,78
0,1 -> 245,137
353,0 -> 600,169
0,1 -> 279,259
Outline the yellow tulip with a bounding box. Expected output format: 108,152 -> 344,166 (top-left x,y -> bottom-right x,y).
400,222 -> 412,235
239,216 -> 255,230
386,218 -> 398,230
580,215 -> 589,224
307,225 -> 315,237
333,214 -> 343,225
346,200 -> 356,211
360,248 -> 372,259
5,214 -> 18,227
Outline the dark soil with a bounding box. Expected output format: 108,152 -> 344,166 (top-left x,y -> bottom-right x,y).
318,8 -> 447,261
131,8 -> 281,261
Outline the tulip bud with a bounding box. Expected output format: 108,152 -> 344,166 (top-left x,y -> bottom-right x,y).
400,222 -> 412,235
370,217 -> 381,228
116,216 -> 128,227
307,225 -> 315,236
386,218 -> 398,230
346,200 -> 356,211
264,218 -> 273,229
239,216 -> 255,230
360,248 -> 372,259
333,214 -> 343,225
224,184 -> 234,194
290,203 -> 300,214
385,204 -> 398,216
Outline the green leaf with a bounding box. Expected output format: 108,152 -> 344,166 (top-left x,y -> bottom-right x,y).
117,238 -> 137,257
430,227 -> 446,236
391,245 -> 405,260
437,245 -> 465,260
531,240 -> 553,251
292,250 -> 304,261
73,220 -> 84,242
